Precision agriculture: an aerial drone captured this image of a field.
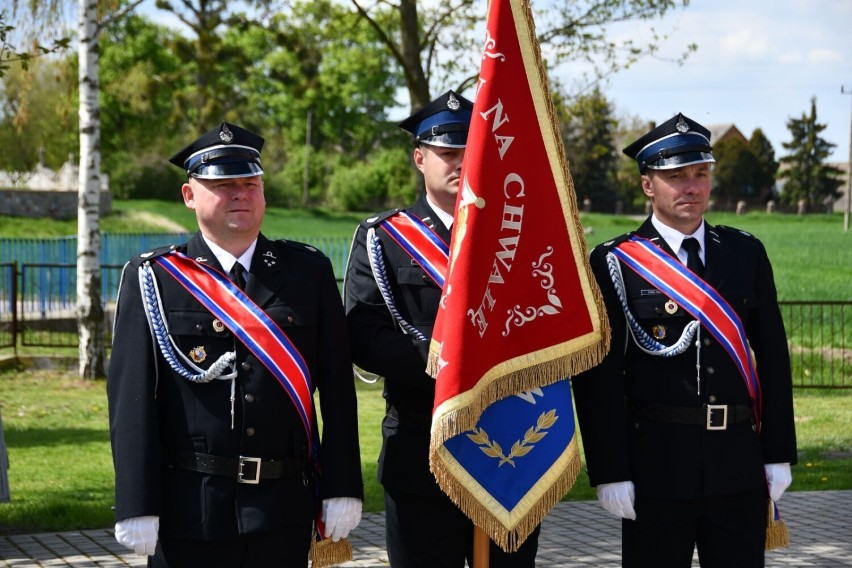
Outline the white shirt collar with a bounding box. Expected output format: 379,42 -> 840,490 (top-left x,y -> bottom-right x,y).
650,214 -> 705,263
426,195 -> 454,231
203,235 -> 258,273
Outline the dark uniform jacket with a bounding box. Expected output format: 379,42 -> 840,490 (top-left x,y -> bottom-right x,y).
572,217 -> 797,500
108,232 -> 363,540
344,195 -> 447,496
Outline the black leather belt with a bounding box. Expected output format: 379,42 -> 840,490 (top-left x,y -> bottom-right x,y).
387,405 -> 431,430
627,400 -> 753,430
170,451 -> 305,484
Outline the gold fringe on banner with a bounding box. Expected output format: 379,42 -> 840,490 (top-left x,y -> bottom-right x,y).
309,535 -> 352,568
429,338 -> 608,448
430,438 -> 582,552
765,501 -> 790,550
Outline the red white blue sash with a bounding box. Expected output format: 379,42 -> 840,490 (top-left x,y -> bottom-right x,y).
612,236 -> 762,424
154,252 -> 317,456
381,211 -> 449,287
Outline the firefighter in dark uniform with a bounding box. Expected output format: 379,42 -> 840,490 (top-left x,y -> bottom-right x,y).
107,122 -> 363,567
571,113 -> 797,567
343,91 -> 540,567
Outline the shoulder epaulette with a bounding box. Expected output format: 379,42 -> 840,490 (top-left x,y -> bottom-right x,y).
130,244 -> 179,267
275,239 -> 329,259
713,225 -> 757,240
597,232 -> 634,251
360,208 -> 403,229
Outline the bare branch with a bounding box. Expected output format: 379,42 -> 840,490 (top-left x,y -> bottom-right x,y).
98,0 -> 147,31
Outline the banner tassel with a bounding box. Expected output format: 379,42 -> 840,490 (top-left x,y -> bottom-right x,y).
309,534 -> 353,567
765,500 -> 789,550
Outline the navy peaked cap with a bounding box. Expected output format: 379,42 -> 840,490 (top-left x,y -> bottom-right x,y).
623,113 -> 715,173
399,90 -> 473,148
169,122 -> 265,179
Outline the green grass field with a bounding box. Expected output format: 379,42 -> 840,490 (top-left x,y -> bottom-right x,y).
1,203 -> 850,533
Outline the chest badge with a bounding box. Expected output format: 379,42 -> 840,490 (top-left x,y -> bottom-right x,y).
189,346 -> 207,363
664,300 -> 679,315
212,319 -> 226,333
652,325 -> 667,340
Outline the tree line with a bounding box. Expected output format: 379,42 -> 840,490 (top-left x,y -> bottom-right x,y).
3,2 -> 843,215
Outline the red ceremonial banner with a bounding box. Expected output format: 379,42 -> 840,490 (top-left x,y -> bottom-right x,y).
428,0 -> 609,438
427,0 -> 611,546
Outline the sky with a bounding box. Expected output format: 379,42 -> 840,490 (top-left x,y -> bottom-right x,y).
556,0 -> 852,164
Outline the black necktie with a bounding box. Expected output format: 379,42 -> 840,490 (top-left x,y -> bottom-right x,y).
681,237 -> 704,277
229,262 -> 247,290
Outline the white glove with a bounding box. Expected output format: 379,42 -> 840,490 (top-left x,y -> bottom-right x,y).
765,462 -> 792,502
114,515 -> 159,556
321,497 -> 362,542
596,481 -> 636,520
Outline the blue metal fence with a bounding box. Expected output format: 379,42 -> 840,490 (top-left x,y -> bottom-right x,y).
0,263 -> 15,349
1,234 -> 353,350
0,233 -> 352,281
1,238 -> 850,387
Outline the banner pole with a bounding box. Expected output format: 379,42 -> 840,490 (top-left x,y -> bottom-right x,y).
473,526 -> 490,567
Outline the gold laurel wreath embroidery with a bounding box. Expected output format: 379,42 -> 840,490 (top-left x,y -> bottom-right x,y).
466,409 -> 558,468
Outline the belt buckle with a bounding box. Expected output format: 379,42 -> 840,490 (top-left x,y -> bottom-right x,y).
706,405 -> 728,430
237,456 -> 261,484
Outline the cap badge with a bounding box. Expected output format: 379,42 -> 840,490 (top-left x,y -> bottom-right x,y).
664,300 -> 679,315
675,116 -> 690,133
447,92 -> 461,111
219,124 -> 234,143
189,346 -> 207,363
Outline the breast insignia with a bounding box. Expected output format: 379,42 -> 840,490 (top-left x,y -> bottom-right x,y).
189,346 -> 207,363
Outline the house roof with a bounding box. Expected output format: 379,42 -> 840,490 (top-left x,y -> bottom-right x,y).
706,123 -> 747,145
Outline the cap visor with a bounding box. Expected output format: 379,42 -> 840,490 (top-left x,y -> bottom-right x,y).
191,162 -> 264,179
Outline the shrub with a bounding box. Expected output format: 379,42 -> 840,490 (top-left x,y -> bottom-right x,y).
326,147 -> 415,211
110,153 -> 185,200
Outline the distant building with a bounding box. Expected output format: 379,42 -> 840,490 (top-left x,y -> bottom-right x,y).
706,124 -> 748,146
830,161 -> 850,214
0,153 -> 111,219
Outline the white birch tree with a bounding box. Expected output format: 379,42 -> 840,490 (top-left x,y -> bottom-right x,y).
77,0 -> 142,379
76,0 -> 105,379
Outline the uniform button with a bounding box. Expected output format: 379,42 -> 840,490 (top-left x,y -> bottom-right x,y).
195,323 -> 203,331
244,393 -> 255,403
707,366 -> 715,375
708,395 -> 717,403
633,422 -> 640,429
703,337 -> 711,346
245,427 -> 256,437
241,362 -> 251,371
287,315 -> 294,323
